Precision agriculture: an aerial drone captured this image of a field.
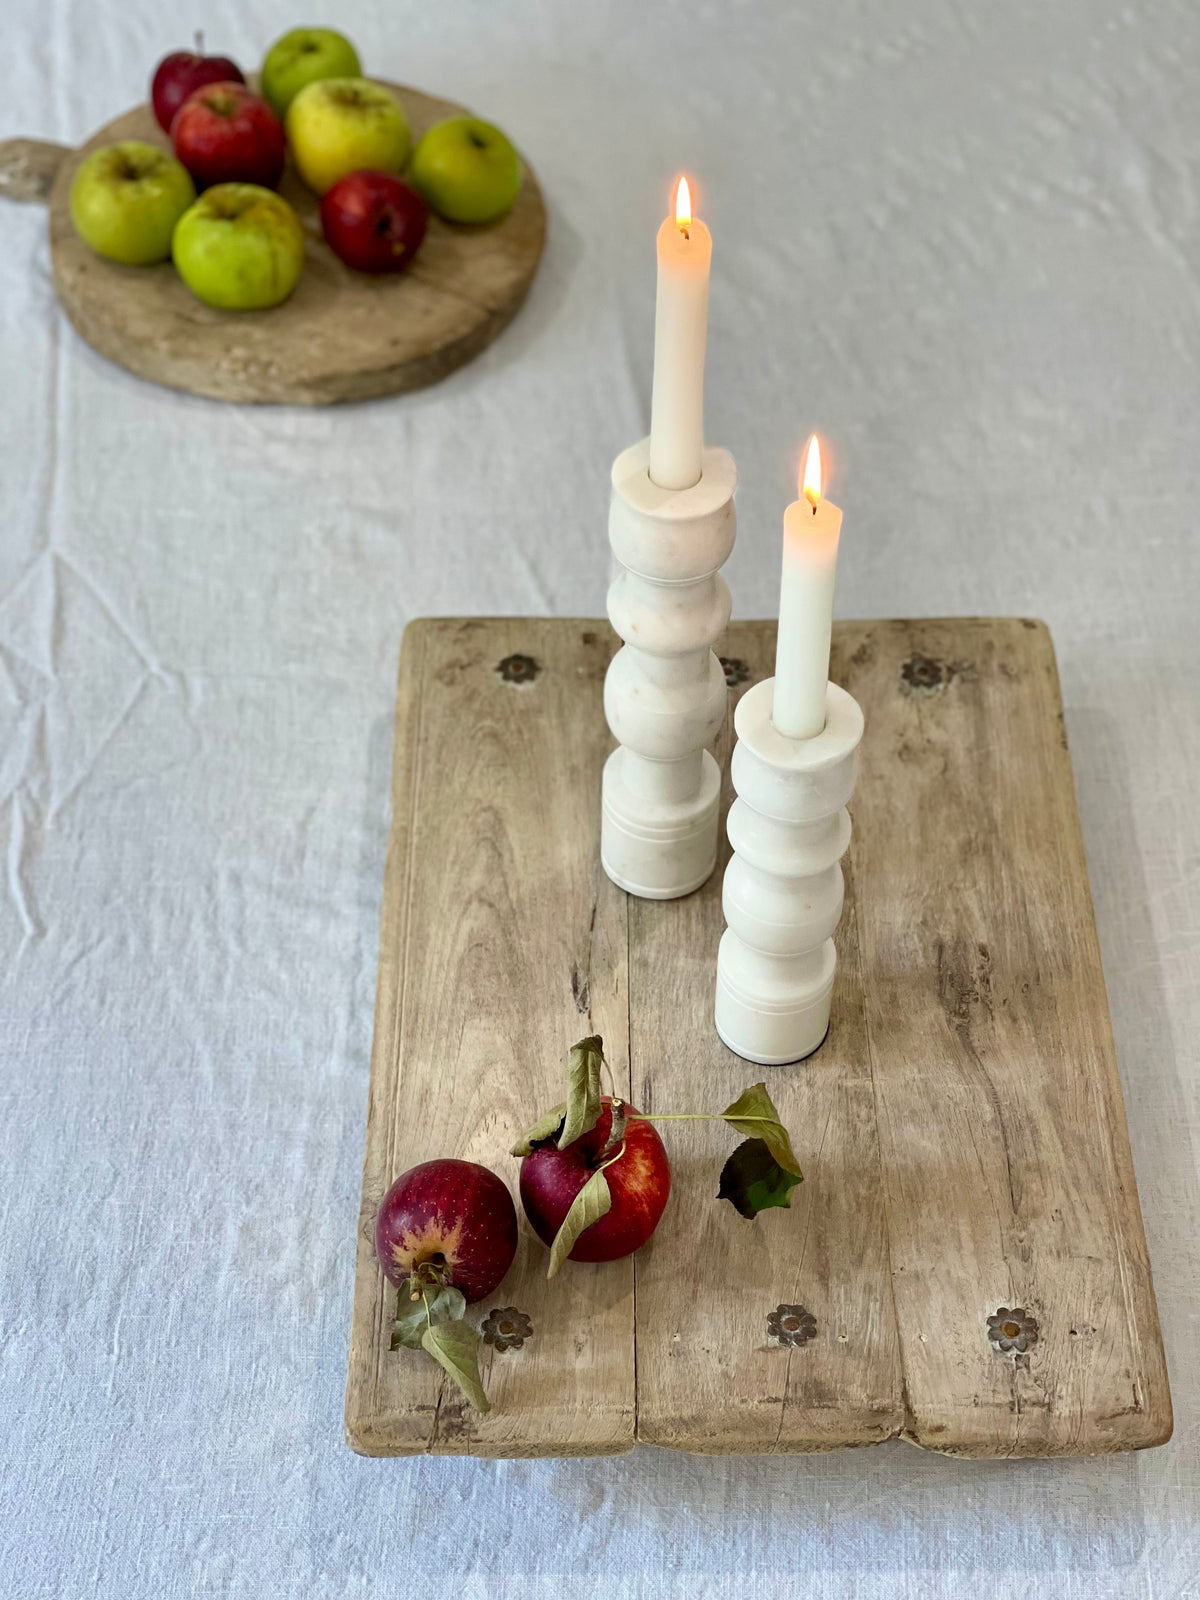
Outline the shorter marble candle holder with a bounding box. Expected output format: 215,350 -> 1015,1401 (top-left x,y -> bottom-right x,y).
602,438 -> 737,899
715,677 -> 864,1065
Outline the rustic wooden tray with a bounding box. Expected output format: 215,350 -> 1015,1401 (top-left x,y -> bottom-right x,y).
0,82 -> 544,404
345,616 -> 1171,1458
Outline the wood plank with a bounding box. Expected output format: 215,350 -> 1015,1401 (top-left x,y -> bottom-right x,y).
843,617 -> 1172,1455
347,616 -> 1171,1457
345,619 -> 634,1457
631,622 -> 904,1452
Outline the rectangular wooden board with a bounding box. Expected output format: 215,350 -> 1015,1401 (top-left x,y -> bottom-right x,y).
345,616 -> 1172,1458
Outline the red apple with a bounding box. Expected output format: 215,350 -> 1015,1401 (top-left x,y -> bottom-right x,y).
376,1159 -> 518,1303
151,46 -> 245,135
320,170 -> 428,274
520,1098 -> 670,1264
171,83 -> 285,191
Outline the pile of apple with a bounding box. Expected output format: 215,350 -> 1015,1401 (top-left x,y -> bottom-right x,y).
377,1036 -> 804,1413
68,28 -> 523,311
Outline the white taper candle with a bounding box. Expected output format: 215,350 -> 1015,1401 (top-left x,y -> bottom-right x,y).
648,177 -> 711,491
772,436 -> 843,741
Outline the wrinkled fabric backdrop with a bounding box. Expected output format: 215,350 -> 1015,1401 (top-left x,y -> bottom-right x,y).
3,1 -> 1198,1595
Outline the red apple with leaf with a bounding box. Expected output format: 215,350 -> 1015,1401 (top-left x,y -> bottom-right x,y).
375,1157 -> 518,1413
520,1096 -> 670,1269
151,37 -> 245,134
513,1037 -> 803,1277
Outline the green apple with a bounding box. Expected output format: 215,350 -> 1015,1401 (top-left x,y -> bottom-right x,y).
260,27 -> 361,118
286,77 -> 410,195
410,117 -> 521,225
69,141 -> 195,266
172,183 -> 305,310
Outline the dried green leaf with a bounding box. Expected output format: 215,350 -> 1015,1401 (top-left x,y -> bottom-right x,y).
420,1319 -> 490,1412
390,1283 -> 466,1350
391,1304 -> 425,1351
558,1035 -> 605,1149
717,1137 -> 803,1219
547,1166 -> 612,1278
511,1102 -> 566,1157
720,1082 -> 802,1176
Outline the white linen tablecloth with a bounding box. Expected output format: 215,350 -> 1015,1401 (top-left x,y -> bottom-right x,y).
3,1 -> 1198,1594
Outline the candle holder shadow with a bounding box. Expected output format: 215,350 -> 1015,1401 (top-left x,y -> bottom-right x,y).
345,615 -> 1171,1461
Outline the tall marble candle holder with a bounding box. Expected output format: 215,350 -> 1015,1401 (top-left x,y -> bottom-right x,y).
715,677 -> 864,1064
601,437 -> 737,899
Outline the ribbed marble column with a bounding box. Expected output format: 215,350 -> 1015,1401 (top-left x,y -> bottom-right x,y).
601,437 -> 737,900
715,677 -> 863,1063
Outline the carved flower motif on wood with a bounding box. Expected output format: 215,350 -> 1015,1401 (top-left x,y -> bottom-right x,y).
480,1307 -> 533,1352
987,1306 -> 1039,1354
767,1304 -> 817,1348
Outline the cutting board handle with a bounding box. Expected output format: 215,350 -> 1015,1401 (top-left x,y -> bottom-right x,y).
0,138 -> 70,204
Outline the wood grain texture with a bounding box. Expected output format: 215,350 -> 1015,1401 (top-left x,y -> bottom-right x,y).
845,617 -> 1171,1455
0,138 -> 69,202
346,616 -> 1171,1458
630,623 -> 903,1452
345,620 -> 634,1457
39,85 -> 544,405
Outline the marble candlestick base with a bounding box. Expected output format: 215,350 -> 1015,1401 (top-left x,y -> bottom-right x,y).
601,438 -> 737,900
715,677 -> 864,1064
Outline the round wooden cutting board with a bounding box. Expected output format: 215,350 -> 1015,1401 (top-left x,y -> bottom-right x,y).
3,82 -> 545,404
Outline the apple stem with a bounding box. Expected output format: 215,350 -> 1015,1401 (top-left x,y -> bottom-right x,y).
405,1260 -> 448,1306
596,1098 -> 627,1162
194,29 -> 204,54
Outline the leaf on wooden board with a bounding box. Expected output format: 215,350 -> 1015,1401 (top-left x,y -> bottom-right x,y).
511,1102 -> 566,1157
547,1166 -> 612,1278
390,1283 -> 466,1350
719,1082 -> 803,1176
558,1035 -> 605,1149
420,1319 -> 490,1412
717,1137 -> 804,1219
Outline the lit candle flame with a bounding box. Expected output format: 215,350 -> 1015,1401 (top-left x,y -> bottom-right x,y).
802,434 -> 823,508
675,176 -> 692,235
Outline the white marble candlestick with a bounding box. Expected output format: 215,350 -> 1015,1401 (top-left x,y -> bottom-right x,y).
715,676 -> 864,1064
601,437 -> 737,899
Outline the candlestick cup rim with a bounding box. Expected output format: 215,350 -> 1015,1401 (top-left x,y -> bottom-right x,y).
735,679 -> 863,771
612,439 -> 737,520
